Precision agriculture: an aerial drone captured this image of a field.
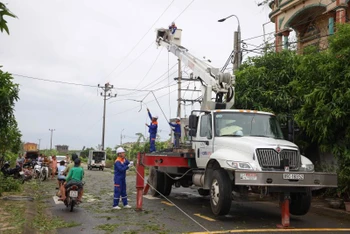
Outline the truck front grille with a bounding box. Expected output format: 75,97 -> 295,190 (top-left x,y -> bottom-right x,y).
256,148 -> 300,170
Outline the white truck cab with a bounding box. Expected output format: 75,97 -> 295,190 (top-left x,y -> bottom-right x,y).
87,150 -> 106,171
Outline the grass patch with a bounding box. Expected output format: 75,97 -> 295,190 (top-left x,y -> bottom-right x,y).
95,223 -> 120,233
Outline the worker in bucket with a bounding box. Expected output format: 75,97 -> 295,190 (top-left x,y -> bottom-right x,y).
168,21 -> 177,34
113,147 -> 131,210
169,117 -> 181,148
146,108 -> 158,153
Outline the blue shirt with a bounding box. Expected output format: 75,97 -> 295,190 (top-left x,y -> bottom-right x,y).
169,122 -> 181,135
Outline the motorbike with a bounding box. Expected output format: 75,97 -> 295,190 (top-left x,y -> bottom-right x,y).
64,182 -> 84,212
33,162 -> 49,181
0,161 -> 30,183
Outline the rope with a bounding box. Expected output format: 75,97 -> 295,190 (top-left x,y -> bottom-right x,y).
134,167 -> 209,232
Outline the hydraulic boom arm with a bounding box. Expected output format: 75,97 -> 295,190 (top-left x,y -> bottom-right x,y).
156,28 -> 235,110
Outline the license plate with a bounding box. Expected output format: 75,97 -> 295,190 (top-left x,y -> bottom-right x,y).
19,171 -> 24,175
69,191 -> 78,197
240,173 -> 257,181
283,173 -> 304,180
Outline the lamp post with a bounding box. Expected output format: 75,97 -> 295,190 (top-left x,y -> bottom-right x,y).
218,14 -> 241,72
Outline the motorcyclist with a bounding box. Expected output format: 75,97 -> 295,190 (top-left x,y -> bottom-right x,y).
59,158 -> 84,203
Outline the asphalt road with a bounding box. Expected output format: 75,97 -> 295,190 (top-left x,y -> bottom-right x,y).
45,166 -> 350,234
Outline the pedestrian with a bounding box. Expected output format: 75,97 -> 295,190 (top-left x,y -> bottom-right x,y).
169,117 -> 181,148
168,21 -> 177,34
113,147 -> 131,210
16,153 -> 24,168
56,160 -> 66,196
51,155 -> 57,179
145,108 -> 158,153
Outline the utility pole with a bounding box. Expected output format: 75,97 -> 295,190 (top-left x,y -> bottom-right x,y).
98,82 -> 117,151
177,59 -> 182,118
233,29 -> 241,72
38,138 -> 41,150
49,129 -> 55,150
218,14 -> 241,74
120,129 -> 125,145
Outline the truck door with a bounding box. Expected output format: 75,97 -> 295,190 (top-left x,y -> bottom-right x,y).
195,113 -> 214,168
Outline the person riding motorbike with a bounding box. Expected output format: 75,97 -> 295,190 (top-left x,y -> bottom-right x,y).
59,158 -> 84,203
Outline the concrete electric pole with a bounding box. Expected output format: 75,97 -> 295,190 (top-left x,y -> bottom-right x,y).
49,129 -> 55,150
177,59 -> 182,118
38,138 -> 41,150
218,14 -> 242,73
98,82 -> 117,151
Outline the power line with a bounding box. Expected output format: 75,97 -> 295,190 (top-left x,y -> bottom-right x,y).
13,74 -> 97,87
135,47 -> 164,89
173,0 -> 196,22
103,0 -> 176,81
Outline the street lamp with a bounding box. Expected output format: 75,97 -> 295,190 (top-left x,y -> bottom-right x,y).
218,14 -> 242,71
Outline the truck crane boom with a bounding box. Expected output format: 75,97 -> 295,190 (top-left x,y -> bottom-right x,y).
156,28 -> 235,110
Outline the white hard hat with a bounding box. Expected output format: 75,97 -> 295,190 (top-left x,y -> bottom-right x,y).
176,117 -> 180,121
153,115 -> 158,119
116,147 -> 125,154
171,21 -> 175,25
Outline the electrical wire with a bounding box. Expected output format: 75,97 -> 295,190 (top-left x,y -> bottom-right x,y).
135,47 -> 164,89
12,74 -> 98,88
103,0 -> 176,81
172,0 -> 196,22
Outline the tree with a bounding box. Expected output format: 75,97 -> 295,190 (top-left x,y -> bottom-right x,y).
0,2 -> 16,34
0,69 -> 22,156
293,23 -> 350,198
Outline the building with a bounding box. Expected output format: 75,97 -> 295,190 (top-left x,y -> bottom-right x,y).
56,145 -> 69,153
23,142 -> 38,151
269,0 -> 350,53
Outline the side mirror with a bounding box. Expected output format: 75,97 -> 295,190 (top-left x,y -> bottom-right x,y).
189,115 -> 198,137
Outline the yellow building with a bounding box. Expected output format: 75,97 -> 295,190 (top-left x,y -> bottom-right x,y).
23,142 -> 38,151
269,0 -> 350,53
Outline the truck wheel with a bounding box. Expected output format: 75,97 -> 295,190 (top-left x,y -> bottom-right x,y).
210,169 -> 232,216
163,173 -> 173,196
149,167 -> 173,197
198,188 -> 210,196
149,167 -> 163,197
289,190 -> 311,216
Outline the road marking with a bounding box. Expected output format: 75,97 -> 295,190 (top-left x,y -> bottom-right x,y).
161,201 -> 174,206
53,196 -> 63,205
193,213 -> 216,222
189,228 -> 350,233
143,195 -> 160,200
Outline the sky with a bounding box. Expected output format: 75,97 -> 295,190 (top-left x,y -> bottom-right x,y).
0,0 -> 275,150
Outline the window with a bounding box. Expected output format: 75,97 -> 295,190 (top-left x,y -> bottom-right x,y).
200,114 -> 212,138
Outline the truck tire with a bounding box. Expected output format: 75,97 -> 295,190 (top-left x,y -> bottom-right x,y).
163,173 -> 173,196
289,190 -> 311,216
149,167 -> 164,197
149,167 -> 173,197
210,169 -> 232,216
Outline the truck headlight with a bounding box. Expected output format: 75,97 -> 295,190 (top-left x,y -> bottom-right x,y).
226,161 -> 253,170
301,164 -> 314,172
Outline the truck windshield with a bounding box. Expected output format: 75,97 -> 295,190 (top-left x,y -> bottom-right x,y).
214,112 -> 284,139
93,152 -> 105,163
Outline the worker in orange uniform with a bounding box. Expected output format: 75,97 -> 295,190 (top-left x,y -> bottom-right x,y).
113,147 -> 131,210
146,108 -> 158,153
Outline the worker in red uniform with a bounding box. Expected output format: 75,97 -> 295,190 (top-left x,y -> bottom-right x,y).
113,147 -> 131,209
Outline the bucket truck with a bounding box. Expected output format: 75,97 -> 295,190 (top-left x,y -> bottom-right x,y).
135,28 -> 337,224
